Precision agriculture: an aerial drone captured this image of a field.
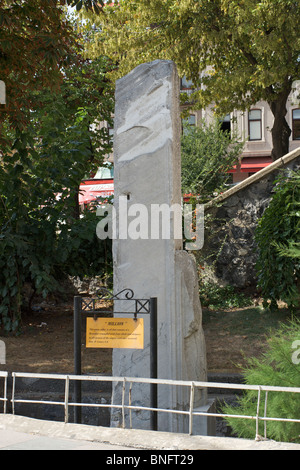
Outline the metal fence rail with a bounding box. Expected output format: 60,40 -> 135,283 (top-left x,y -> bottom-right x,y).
2,372 -> 300,440
0,372 -> 8,414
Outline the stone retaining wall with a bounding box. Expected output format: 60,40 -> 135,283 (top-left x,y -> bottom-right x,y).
202,148 -> 300,289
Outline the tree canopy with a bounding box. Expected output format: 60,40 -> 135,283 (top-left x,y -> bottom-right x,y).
66,0 -> 104,13
0,0 -> 106,131
0,0 -> 77,132
82,0 -> 300,160
0,0 -> 114,331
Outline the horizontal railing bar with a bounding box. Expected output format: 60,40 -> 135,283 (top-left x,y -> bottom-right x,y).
12,399 -> 124,411
125,405 -> 190,415
5,371 -> 300,436
12,399 -> 65,406
192,411 -> 300,424
10,396 -> 300,425
257,416 -> 300,424
12,372 -> 71,380
10,372 -> 300,394
69,403 -> 123,409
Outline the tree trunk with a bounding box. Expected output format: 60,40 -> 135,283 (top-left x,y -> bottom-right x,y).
268,81 -> 293,161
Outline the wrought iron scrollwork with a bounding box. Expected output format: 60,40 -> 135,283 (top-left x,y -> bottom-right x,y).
95,287 -> 135,301
80,287 -> 150,316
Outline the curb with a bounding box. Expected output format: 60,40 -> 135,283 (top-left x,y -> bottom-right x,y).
1,414 -> 300,451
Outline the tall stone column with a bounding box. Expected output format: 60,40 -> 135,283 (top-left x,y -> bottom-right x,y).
0,81 -> 6,105
111,60 -> 208,433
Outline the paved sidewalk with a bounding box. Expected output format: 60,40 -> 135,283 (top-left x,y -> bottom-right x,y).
1,414 -> 300,451
0,428 -> 137,450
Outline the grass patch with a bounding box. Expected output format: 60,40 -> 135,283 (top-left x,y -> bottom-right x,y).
199,282 -> 253,310
202,305 -> 293,372
202,306 -> 291,339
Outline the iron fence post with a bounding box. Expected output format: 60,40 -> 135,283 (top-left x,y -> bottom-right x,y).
74,296 -> 82,424
150,297 -> 158,431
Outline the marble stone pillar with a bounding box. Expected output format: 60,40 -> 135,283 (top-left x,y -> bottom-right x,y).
0,81 -> 6,105
111,60 -> 207,433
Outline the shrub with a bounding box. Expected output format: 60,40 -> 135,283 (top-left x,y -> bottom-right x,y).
181,119 -> 244,203
0,55 -> 114,332
255,170 -> 300,312
222,320 -> 300,442
0,206 -> 112,332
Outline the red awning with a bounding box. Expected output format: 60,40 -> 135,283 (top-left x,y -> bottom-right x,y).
228,157 -> 273,173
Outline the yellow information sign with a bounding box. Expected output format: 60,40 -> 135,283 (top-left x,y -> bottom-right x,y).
86,317 -> 144,349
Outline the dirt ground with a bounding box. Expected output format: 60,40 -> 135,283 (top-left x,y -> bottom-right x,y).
0,295 -> 278,376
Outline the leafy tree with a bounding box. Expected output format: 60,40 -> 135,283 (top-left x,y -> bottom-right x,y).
0,2 -> 114,332
0,0 -> 78,133
181,119 -> 244,202
66,0 -> 104,14
255,170 -> 300,312
0,0 -> 105,132
31,55 -> 114,218
222,319 -> 300,443
82,0 -> 300,161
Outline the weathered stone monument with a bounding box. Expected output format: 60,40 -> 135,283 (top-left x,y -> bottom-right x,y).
0,81 -> 6,105
0,340 -> 5,365
111,60 -> 210,433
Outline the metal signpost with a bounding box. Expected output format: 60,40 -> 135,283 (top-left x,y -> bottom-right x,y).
73,288 -> 158,430
149,297 -> 158,431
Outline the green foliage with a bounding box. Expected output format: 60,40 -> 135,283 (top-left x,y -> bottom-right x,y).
222,320 -> 300,442
181,119 -> 244,202
0,0 -> 77,132
32,55 -> 114,185
275,241 -> 300,260
66,0 -> 104,14
255,170 -> 300,312
57,210 -> 112,280
199,282 -> 252,310
82,0 -> 300,159
0,128 -> 113,332
0,200 -> 112,332
0,50 -> 114,332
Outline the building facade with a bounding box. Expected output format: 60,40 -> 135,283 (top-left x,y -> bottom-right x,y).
180,77 -> 300,184
84,76 -> 300,201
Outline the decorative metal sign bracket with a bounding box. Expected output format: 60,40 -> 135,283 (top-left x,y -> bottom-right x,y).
73,288 -> 158,431
81,287 -> 150,321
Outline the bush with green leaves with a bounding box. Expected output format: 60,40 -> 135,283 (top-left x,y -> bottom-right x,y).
222,320 -> 300,443
0,56 -> 114,332
0,204 -> 112,332
255,170 -> 300,312
181,119 -> 244,203
0,127 -> 113,332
